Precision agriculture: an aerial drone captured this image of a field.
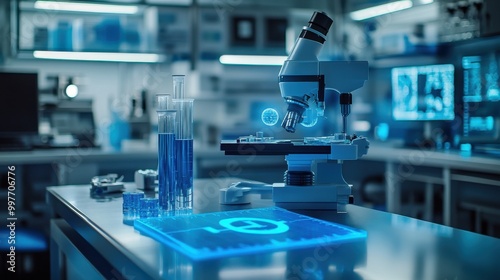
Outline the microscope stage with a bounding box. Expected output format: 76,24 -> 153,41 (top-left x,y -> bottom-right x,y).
220,140 -> 331,156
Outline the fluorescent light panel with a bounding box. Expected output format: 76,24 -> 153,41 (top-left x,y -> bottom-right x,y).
350,0 -> 413,21
219,55 -> 287,66
34,1 -> 139,14
33,51 -> 165,63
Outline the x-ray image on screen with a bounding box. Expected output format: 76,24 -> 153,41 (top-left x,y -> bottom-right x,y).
462,52 -> 500,142
392,64 -> 455,121
463,53 -> 500,102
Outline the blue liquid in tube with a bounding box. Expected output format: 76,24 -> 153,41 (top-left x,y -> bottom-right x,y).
175,138 -> 193,210
158,133 -> 176,212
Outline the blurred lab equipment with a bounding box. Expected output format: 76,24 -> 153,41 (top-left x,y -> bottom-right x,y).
64,78 -> 79,99
134,169 -> 157,191
90,173 -> 124,195
128,89 -> 151,141
221,11 -> 370,212
375,123 -> 390,142
109,109 -> 130,151
37,99 -> 98,148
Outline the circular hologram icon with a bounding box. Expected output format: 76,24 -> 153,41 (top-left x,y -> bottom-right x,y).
261,108 -> 279,126
301,108 -> 318,127
219,217 -> 289,235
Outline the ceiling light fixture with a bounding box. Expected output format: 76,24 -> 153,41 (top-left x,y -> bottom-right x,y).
219,55 -> 287,66
350,0 -> 413,21
34,1 -> 139,14
33,51 -> 166,63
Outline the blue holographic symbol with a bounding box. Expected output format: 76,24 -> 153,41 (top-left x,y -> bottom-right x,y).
261,108 -> 279,126
301,108 -> 318,127
218,217 -> 289,235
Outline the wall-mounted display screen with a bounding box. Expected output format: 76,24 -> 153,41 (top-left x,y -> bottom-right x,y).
392,64 -> 455,121
265,17 -> 287,48
462,52 -> 500,142
231,16 -> 256,46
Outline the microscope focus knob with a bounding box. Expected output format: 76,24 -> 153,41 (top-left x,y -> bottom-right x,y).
340,92 -> 352,117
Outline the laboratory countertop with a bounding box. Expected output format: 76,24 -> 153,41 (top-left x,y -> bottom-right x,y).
47,179 -> 500,280
0,145 -> 223,165
363,142 -> 500,173
3,142 -> 500,168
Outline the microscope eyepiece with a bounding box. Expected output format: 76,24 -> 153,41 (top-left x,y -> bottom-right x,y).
299,11 -> 333,44
308,12 -> 333,36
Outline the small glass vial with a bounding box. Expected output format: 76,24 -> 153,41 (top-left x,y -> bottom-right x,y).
139,197 -> 159,218
123,191 -> 144,224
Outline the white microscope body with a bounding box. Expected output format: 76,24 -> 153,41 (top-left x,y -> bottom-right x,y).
221,11 -> 369,212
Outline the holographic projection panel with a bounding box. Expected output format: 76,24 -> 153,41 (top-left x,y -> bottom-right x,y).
134,207 -> 366,260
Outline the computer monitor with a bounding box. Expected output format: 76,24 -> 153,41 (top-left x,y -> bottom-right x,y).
0,71 -> 39,150
392,64 -> 455,121
461,53 -> 500,144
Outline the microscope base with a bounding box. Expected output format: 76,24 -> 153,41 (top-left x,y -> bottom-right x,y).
272,183 -> 351,212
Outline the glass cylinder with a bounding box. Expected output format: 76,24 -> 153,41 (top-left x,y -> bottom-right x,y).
173,99 -> 194,212
173,75 -> 185,100
156,93 -> 171,110
173,99 -> 194,139
156,94 -> 177,213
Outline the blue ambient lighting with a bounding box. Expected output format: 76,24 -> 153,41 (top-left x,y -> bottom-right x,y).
261,108 -> 279,126
134,207 -> 367,260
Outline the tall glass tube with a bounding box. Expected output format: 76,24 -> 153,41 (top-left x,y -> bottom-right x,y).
156,94 -> 176,213
173,75 -> 185,100
173,99 -> 194,212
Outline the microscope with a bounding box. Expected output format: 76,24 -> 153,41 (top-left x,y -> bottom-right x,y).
220,11 -> 369,212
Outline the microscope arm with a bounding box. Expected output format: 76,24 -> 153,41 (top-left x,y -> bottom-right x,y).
320,61 -> 369,93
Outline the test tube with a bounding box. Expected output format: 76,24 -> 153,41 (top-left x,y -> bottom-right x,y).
156,94 -> 177,213
173,75 -> 185,100
173,98 -> 194,212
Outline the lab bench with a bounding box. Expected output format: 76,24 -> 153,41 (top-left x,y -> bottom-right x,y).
361,143 -> 500,232
46,179 -> 500,280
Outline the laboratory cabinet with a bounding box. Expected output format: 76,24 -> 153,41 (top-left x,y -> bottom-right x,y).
11,0 -> 192,62
359,143 -> 500,237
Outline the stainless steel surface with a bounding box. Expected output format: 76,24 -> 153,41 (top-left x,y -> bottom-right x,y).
47,178 -> 500,279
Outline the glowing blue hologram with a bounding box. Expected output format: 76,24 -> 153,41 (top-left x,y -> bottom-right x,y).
134,207 -> 367,260
261,108 -> 279,126
301,107 -> 318,127
219,217 -> 289,235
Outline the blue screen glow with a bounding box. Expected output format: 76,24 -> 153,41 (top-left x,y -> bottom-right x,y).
392,64 -> 455,121
134,207 -> 367,260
